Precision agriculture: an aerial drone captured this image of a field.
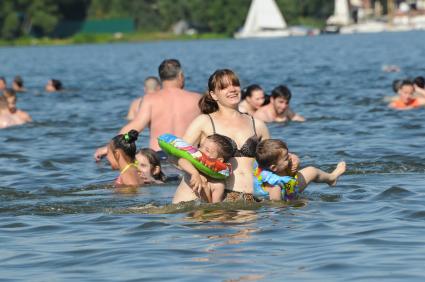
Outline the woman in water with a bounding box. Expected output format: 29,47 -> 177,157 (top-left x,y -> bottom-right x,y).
238,84 -> 265,115
173,69 -> 298,203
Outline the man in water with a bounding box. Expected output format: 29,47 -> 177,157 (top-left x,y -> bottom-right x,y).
94,59 -> 201,160
254,85 -> 305,123
126,76 -> 161,120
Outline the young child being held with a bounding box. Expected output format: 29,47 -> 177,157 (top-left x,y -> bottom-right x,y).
106,130 -> 143,187
177,134 -> 235,203
254,139 -> 346,201
136,148 -> 166,184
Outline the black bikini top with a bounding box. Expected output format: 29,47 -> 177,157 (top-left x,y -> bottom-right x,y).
207,113 -> 260,158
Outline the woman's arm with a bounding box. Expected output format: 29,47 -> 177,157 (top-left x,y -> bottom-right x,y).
182,114 -> 211,145
254,118 -> 270,140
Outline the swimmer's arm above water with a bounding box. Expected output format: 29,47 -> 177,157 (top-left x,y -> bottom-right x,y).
178,158 -> 207,197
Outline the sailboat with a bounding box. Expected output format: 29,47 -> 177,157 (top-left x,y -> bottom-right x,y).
326,0 -> 352,27
234,0 -> 290,38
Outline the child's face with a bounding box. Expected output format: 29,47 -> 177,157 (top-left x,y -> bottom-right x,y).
270,149 -> 290,175
399,85 -> 414,103
106,143 -> 119,170
199,138 -> 221,160
136,153 -> 154,182
272,97 -> 289,114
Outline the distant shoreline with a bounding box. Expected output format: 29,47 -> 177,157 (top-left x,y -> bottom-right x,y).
0,32 -> 228,47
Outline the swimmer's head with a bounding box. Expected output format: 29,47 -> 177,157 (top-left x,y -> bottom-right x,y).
200,69 -> 241,114
158,59 -> 183,85
242,84 -> 266,110
271,85 -> 291,114
107,130 -> 139,169
3,88 -> 17,113
199,134 -> 236,162
45,79 -> 63,92
256,139 -> 290,175
143,76 -> 161,94
13,76 -> 24,90
398,80 -> 415,103
136,148 -> 166,183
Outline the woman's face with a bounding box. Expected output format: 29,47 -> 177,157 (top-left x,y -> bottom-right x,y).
211,80 -> 241,108
247,90 -> 265,110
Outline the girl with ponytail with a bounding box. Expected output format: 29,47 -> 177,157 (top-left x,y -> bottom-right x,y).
106,130 -> 143,186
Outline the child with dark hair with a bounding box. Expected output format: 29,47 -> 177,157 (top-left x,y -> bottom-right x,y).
177,134 -> 235,203
136,148 -> 166,184
254,139 -> 346,201
107,130 -> 143,187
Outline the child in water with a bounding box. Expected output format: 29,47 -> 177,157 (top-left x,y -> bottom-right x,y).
136,148 -> 166,184
3,89 -> 32,125
0,96 -> 15,128
106,130 -> 143,187
254,139 -> 346,201
389,80 -> 425,110
176,134 -> 235,203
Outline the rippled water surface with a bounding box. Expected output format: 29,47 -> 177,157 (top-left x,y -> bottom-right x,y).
1,32 -> 425,281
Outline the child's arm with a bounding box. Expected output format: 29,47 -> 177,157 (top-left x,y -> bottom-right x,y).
263,184 -> 282,201
178,158 -> 206,196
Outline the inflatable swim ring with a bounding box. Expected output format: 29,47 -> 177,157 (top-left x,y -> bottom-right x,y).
157,133 -> 231,180
253,161 -> 298,201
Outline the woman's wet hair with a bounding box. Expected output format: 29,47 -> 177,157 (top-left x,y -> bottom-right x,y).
271,85 -> 292,101
110,130 -> 139,160
414,76 -> 425,89
255,139 -> 288,169
158,59 -> 181,81
242,84 -> 263,100
199,69 -> 240,114
206,134 -> 236,162
137,148 -> 166,182
51,79 -> 63,91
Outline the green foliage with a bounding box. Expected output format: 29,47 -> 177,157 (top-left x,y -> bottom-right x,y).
0,0 -> 334,40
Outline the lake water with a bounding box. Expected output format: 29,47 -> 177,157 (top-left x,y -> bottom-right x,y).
1,32 -> 425,281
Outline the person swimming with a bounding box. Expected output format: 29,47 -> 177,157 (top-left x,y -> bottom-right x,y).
106,130 -> 143,187
45,79 -> 63,92
388,80 -> 425,110
135,148 -> 166,184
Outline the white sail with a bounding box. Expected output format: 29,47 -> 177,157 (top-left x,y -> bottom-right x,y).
327,0 -> 351,26
235,0 -> 289,38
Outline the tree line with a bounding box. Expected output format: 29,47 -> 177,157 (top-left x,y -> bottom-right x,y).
0,0 -> 335,39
